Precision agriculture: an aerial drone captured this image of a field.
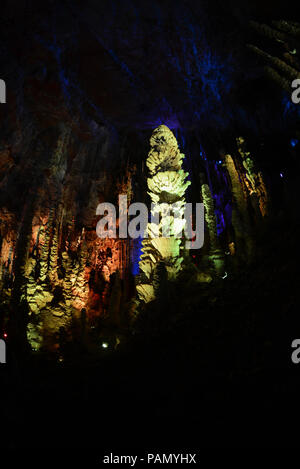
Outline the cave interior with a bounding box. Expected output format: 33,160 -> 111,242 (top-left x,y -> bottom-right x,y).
1,0 -> 300,450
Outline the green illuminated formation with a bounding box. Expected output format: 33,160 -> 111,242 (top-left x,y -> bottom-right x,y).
137,125 -> 190,304
236,137 -> 268,218
201,184 -> 224,276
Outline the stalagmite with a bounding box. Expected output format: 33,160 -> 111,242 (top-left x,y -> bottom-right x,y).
49,220 -> 59,284
137,125 -> 190,303
224,154 -> 254,261
201,184 -> 224,276
62,249 -> 74,315
39,209 -> 54,283
236,137 -> 269,218
72,237 -> 89,312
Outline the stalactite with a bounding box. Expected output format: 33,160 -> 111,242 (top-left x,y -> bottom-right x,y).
264,67 -> 292,92
272,20 -> 300,37
248,19 -> 300,92
247,45 -> 299,80
137,125 -> 190,304
250,20 -> 293,44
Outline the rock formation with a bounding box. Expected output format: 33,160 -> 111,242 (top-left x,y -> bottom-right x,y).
201,183 -> 224,276
236,137 -> 269,218
137,125 -> 190,303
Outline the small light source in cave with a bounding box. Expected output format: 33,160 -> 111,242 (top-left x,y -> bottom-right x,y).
3,333 -> 7,339
280,172 -> 284,178
290,138 -> 298,148
102,342 -> 109,349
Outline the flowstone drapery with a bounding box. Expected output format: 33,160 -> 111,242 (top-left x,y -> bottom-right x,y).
136,125 -> 190,304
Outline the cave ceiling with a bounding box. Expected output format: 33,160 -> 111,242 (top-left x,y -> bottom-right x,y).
0,0 -> 294,139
